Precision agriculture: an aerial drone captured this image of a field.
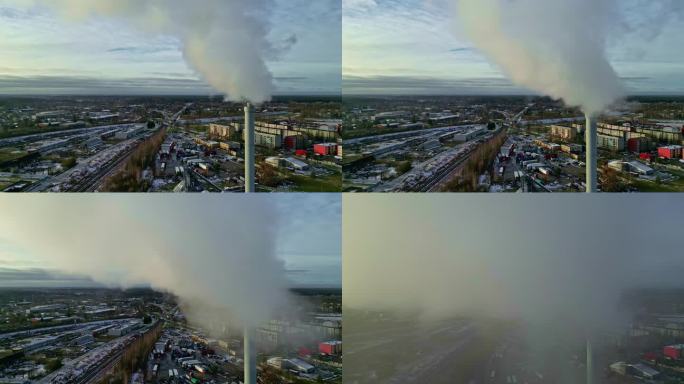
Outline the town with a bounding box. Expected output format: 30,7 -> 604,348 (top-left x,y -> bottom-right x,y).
0,96 -> 342,192
0,288 -> 342,384
343,96 -> 684,192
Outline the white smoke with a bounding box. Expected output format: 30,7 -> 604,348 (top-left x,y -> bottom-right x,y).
454,0 -> 624,115
0,195 -> 291,328
344,194 -> 684,329
37,0 -> 288,103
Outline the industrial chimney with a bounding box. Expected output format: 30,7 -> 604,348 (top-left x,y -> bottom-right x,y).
586,339 -> 593,384
244,328 -> 256,384
585,114 -> 597,193
244,103 -> 256,193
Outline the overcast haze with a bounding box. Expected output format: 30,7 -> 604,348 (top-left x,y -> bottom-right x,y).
344,194 -> 684,329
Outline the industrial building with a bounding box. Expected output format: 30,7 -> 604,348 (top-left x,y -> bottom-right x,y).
28,304 -> 67,313
664,344 -> 684,360
452,126 -> 486,142
266,357 -> 316,375
114,125 -> 144,140
658,145 -> 683,159
314,143 -> 338,156
72,334 -> 95,346
265,157 -> 310,173
107,321 -> 140,337
287,358 -> 315,374
607,160 -> 655,177
627,137 -> 651,153
609,362 -> 661,380
319,341 -> 342,355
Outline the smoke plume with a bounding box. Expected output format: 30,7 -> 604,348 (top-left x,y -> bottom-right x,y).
40,0 -> 286,103
0,195 -> 291,329
345,194 -> 684,331
454,0 -> 624,115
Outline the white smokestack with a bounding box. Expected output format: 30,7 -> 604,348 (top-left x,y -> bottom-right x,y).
244,327 -> 256,384
585,114 -> 598,193
244,103 -> 256,193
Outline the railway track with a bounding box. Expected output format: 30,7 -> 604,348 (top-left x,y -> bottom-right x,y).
70,146 -> 138,192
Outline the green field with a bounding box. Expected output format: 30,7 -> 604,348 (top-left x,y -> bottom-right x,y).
0,148 -> 28,164
290,172 -> 342,192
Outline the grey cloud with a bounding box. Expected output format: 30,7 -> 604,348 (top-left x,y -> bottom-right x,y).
0,267 -> 99,287
343,75 -> 527,95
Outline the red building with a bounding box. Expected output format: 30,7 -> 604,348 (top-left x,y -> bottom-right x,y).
628,137 -> 649,153
657,145 -> 682,159
639,153 -> 653,162
295,149 -> 308,157
284,136 -> 298,150
664,345 -> 684,360
314,143 -> 337,156
319,341 -> 342,355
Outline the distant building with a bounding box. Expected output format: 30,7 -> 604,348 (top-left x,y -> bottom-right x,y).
550,125 -> 577,141
319,341 -> 342,355
608,160 -> 654,177
73,334 -> 95,346
658,145 -> 682,159
115,126 -> 144,140
266,157 -> 310,172
254,132 -> 282,149
28,304 -> 66,313
452,126 -> 485,142
108,321 -> 139,337
597,134 -> 625,151
420,139 -> 441,151
627,137 -> 650,153
208,123 -> 239,139
314,143 -> 338,156
286,358 -> 315,374
664,344 -> 684,360
82,137 -> 103,150
372,111 -> 409,122
560,143 -> 582,154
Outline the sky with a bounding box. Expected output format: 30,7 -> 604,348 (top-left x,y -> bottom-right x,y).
0,0 -> 341,96
343,0 -> 684,96
0,194 -> 342,289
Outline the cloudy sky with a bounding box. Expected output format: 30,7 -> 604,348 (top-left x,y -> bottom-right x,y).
0,194 -> 341,289
0,0 -> 341,96
343,0 -> 684,95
